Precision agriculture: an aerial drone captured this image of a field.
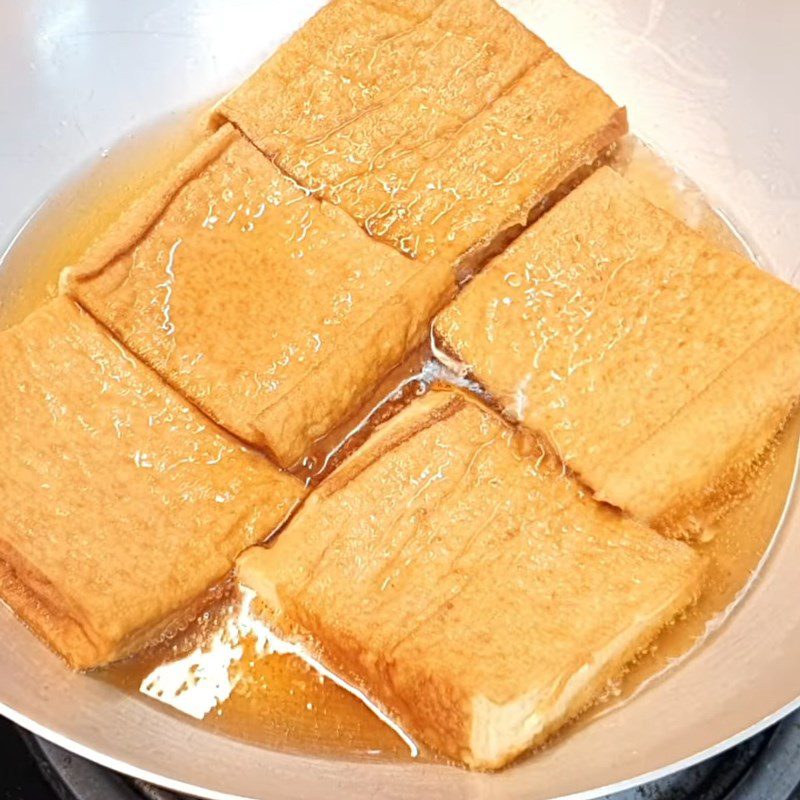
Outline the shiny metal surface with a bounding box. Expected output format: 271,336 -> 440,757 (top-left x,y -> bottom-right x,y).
17,708 -> 800,800
0,1 -> 799,798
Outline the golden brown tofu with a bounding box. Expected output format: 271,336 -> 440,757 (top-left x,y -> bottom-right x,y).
218,0 -> 626,275
435,167 -> 800,536
64,124 -> 453,468
0,298 -> 304,670
238,390 -> 703,768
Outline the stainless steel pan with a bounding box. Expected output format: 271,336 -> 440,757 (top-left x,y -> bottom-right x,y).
1,1 -> 799,798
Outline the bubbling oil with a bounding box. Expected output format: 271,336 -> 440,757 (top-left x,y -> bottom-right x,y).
1,120 -> 797,765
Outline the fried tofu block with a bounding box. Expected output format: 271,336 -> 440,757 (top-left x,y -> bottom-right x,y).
435,167 -> 800,536
237,390 -> 703,768
64,124 -> 453,468
218,0 -> 626,275
0,298 -> 304,670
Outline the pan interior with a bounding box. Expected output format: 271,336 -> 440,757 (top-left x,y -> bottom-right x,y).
0,1 -> 799,798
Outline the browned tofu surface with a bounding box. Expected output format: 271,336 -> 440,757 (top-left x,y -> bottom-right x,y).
435,167 -> 800,535
238,390 -> 703,768
0,298 -> 304,670
218,0 -> 626,274
65,124 -> 453,468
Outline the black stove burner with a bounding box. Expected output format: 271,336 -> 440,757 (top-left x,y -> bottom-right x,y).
2,711 -> 799,800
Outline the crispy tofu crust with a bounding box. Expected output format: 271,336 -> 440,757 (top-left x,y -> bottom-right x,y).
64,124 -> 454,468
218,0 -> 627,273
237,390 -> 703,768
0,298 -> 304,669
435,167 -> 800,536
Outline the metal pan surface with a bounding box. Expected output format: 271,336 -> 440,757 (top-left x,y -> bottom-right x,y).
0,1 -> 799,798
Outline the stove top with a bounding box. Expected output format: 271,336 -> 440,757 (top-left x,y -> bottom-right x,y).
2,711 -> 799,800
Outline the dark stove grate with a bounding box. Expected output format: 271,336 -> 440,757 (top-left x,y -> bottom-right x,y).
14,709 -> 800,800
17,731 -> 184,800
605,710 -> 800,799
